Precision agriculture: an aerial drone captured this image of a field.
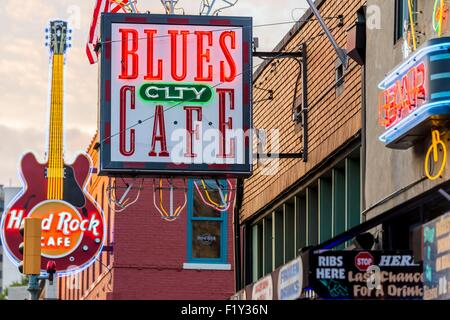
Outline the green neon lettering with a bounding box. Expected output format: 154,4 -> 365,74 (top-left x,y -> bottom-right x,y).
139,83 -> 213,104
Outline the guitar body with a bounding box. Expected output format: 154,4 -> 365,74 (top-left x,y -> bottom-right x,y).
1,152 -> 104,273
17,152 -> 89,211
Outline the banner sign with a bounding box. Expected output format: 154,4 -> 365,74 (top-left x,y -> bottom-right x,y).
423,212 -> 450,300
378,37 -> 450,149
252,274 -> 273,300
231,255 -> 307,300
277,256 -> 303,300
230,289 -> 247,300
310,251 -> 423,300
99,13 -> 253,177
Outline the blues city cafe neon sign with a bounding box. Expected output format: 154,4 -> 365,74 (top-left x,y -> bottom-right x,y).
99,14 -> 253,177
378,37 -> 450,149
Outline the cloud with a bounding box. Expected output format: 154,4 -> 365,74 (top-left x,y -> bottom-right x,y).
0,0 -> 308,186
4,0 -> 57,22
0,125 -> 93,186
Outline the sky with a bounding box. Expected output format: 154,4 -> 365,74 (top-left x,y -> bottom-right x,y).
0,0 -> 308,186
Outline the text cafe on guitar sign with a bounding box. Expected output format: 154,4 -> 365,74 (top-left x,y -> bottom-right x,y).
99,14 -> 253,177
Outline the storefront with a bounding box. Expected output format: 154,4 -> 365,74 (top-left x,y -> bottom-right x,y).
362,0 -> 450,300
233,249 -> 424,300
234,0 -> 450,300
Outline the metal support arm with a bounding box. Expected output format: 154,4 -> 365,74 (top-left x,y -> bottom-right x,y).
253,51 -> 303,59
255,153 -> 304,159
252,45 -> 309,162
306,0 -> 348,68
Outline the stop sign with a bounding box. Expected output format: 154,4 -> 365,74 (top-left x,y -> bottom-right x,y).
355,251 -> 374,272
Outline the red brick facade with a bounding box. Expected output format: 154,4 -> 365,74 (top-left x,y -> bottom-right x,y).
111,179 -> 235,299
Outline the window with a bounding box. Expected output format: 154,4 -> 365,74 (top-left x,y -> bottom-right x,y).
336,63 -> 344,86
395,0 -> 418,43
247,147 -> 362,284
292,95 -> 303,125
186,179 -> 228,264
335,59 -> 345,96
84,269 -> 87,293
81,271 -> 85,293
92,262 -> 95,286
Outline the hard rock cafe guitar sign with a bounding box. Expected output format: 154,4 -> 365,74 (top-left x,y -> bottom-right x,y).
0,21 -> 105,275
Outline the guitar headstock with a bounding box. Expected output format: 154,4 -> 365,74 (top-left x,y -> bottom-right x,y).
45,20 -> 72,55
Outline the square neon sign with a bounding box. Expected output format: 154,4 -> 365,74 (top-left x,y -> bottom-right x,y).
99,14 -> 253,177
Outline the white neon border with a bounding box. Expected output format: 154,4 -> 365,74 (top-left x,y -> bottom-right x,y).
378,41 -> 450,90
193,179 -> 233,212
379,100 -> 450,143
0,152 -> 107,278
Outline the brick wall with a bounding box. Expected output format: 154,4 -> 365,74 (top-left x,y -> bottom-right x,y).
59,133 -> 114,300
111,178 -> 235,299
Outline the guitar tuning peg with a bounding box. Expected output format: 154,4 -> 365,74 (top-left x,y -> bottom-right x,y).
68,44 -> 72,48
45,42 -> 49,47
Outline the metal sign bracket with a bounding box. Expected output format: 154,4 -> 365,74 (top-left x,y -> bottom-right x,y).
253,44 -> 309,162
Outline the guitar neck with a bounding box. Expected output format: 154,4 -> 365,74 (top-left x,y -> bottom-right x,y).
47,54 -> 65,200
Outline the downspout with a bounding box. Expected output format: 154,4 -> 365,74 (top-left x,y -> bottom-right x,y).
361,40 -> 367,216
234,178 -> 244,291
360,6 -> 367,217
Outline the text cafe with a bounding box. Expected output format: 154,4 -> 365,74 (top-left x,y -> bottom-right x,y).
99,14 -> 253,177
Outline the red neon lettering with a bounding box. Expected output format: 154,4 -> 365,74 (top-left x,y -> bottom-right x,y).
400,73 -> 412,116
394,80 -> 403,120
378,86 -> 397,129
169,30 -> 189,81
217,88 -> 235,158
219,31 -> 237,82
194,31 -> 213,82
386,86 -> 398,128
119,86 -> 135,156
149,105 -> 169,157
144,30 -> 163,81
119,29 -> 139,79
415,63 -> 426,104
378,91 -> 390,127
184,107 -> 202,158
379,62 -> 427,129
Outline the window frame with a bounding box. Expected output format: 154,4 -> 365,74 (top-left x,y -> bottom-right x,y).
394,0 -> 418,44
394,0 -> 404,43
186,179 -> 228,264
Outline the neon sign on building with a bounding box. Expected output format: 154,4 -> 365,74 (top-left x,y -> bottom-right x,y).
378,37 -> 450,149
99,13 -> 253,177
1,20 -> 105,276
